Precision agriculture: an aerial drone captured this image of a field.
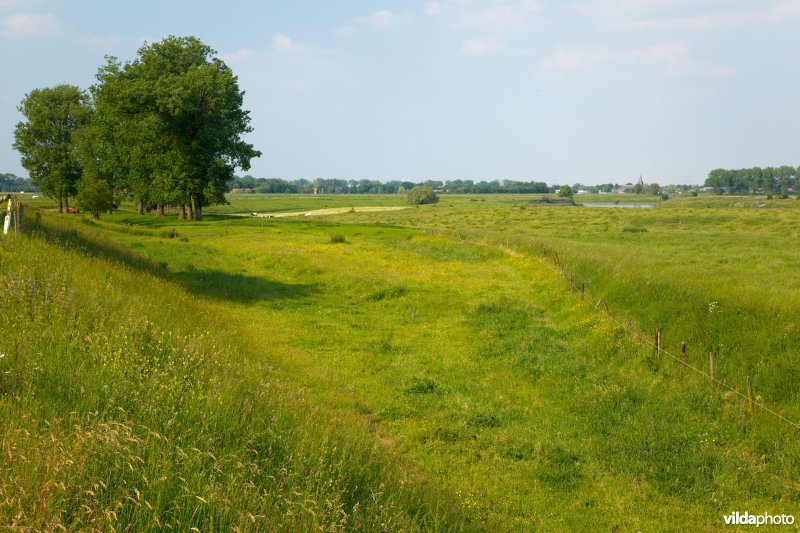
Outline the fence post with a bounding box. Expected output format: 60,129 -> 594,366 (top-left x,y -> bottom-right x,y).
655,329 -> 661,354
580,283 -> 585,300
681,341 -> 686,366
709,351 -> 716,385
746,376 -> 754,412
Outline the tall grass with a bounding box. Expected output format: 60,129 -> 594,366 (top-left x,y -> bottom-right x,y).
0,213 -> 463,530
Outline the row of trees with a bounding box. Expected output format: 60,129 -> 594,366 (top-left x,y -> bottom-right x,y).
13,36 -> 260,219
0,173 -> 37,193
705,166 -> 799,195
229,176 -> 553,195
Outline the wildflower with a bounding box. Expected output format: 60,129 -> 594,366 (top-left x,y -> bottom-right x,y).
708,301 -> 719,314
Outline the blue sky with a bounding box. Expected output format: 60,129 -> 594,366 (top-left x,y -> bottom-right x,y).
1,0 -> 798,185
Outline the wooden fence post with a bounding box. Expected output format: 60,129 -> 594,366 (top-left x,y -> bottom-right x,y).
580,283 -> 585,300
655,329 -> 661,354
709,351 -> 716,385
681,341 -> 686,366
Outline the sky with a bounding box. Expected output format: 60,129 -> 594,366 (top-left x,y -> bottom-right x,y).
1,1 -> 799,186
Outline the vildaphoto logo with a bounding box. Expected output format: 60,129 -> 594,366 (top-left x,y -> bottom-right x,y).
723,512 -> 795,527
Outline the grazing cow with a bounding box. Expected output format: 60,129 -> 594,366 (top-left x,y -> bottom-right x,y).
67,207 -> 79,214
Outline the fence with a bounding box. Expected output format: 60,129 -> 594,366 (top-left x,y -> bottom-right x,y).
420,226 -> 800,432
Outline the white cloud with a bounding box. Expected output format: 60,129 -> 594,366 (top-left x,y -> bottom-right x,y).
369,10 -> 413,28
542,41 -> 689,72
220,49 -> 256,63
425,0 -> 546,30
425,1 -> 443,16
462,37 -> 507,55
273,32 -> 309,52
0,0 -> 47,8
574,1 -> 800,31
0,12 -> 69,37
337,9 -> 414,35
633,41 -> 688,69
541,44 -> 614,70
775,0 -> 800,16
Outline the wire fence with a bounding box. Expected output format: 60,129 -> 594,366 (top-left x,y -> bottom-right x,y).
421,226 -> 800,432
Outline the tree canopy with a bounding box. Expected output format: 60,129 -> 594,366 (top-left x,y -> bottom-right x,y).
705,166 -> 799,194
13,84 -> 91,211
90,36 -> 261,219
407,185 -> 439,205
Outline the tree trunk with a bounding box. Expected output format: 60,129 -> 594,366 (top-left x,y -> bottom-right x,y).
179,204 -> 186,220
64,197 -> 69,212
137,200 -> 144,215
193,195 -> 203,221
92,212 -> 100,220
57,197 -> 63,213
156,204 -> 165,217
188,200 -> 194,220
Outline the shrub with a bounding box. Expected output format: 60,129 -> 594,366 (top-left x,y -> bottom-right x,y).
76,177 -> 113,219
407,185 -> 439,205
330,234 -> 346,243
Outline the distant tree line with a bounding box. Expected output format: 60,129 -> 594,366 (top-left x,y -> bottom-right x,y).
229,176 -> 552,194
12,36 -> 259,219
0,173 -> 38,193
704,166 -> 799,195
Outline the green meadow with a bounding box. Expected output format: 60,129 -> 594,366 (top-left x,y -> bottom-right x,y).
2,193 -> 799,530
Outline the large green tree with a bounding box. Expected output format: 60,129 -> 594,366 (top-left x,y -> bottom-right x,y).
13,85 -> 92,212
92,36 -> 260,220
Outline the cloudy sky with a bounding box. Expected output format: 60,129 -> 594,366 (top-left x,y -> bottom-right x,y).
1,1 -> 798,185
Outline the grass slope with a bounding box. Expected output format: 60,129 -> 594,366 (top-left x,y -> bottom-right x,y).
3,195 -> 799,529
0,215 -> 462,530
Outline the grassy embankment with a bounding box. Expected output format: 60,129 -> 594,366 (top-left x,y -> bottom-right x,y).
0,211 -> 462,530
2,194 -> 799,529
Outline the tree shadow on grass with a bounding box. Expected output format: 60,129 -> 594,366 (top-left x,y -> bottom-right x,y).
30,212 -> 316,304
172,268 -> 314,304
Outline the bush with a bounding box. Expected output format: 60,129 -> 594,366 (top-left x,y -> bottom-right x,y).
330,234 -> 346,243
407,185 -> 439,205
661,193 -> 669,201
557,185 -> 573,198
76,177 -> 113,219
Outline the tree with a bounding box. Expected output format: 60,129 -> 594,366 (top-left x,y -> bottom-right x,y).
649,183 -> 660,195
76,176 -> 113,219
92,36 -> 261,220
13,85 -> 92,212
407,185 -> 439,205
558,185 -> 573,198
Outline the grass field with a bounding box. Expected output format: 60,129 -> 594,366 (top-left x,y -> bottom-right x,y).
2,193 -> 799,529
